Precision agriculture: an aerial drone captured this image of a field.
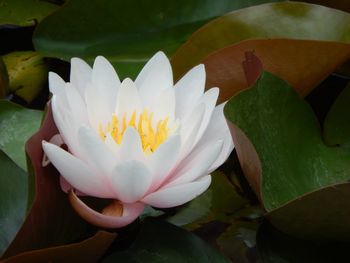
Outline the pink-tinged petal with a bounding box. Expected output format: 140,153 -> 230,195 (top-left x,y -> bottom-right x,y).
85,56 -> 120,129
70,57 -> 92,97
115,78 -> 142,118
135,51 -> 173,108
197,103 -> 234,172
174,64 -> 205,118
118,128 -> 144,163
60,176 -> 87,196
42,141 -> 114,199
142,175 -> 211,208
111,160 -> 152,203
78,126 -> 117,177
69,190 -> 144,228
147,135 -> 181,191
166,140 -> 223,187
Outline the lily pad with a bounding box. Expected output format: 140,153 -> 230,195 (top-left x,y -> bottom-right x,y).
3,104 -> 88,257
0,58 -> 8,98
2,231 -> 115,262
201,39 -> 350,103
224,71 -> 350,240
33,0 -> 281,78
172,2 -> 350,81
0,150 -> 31,257
0,0 -> 59,27
102,218 -> 230,263
0,100 -> 42,171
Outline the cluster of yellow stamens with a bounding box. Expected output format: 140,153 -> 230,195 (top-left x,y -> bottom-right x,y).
99,110 -> 170,154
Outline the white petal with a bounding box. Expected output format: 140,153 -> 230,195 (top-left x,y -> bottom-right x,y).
152,87 -> 175,122
115,78 -> 142,118
192,88 -> 219,146
197,103 -> 234,172
48,72 -> 69,106
70,57 -> 92,97
86,56 -> 120,128
178,103 -> 205,159
142,175 -> 211,208
166,140 -> 223,187
42,141 -> 114,198
78,126 -> 117,177
136,51 -> 173,108
118,127 -> 144,163
147,135 -> 181,191
111,160 -> 152,203
174,64 -> 205,118
65,83 -> 88,124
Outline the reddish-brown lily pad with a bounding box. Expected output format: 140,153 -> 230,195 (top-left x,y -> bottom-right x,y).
201,39 -> 350,103
2,231 -> 116,263
3,104 -> 89,257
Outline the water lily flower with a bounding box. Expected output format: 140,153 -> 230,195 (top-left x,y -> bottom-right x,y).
42,51 -> 233,228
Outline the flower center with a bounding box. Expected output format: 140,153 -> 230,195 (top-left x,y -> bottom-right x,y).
99,109 -> 170,153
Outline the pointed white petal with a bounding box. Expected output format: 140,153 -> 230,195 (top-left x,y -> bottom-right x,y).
197,103 -> 234,172
86,56 -> 120,127
78,126 -> 117,177
111,160 -> 152,203
142,175 -> 211,208
174,64 -> 205,118
148,135 -> 181,191
166,140 -> 223,187
65,83 -> 88,124
70,57 -> 92,97
115,78 -> 142,117
42,141 -> 114,198
152,87 -> 175,121
136,51 -> 173,108
119,127 -> 144,163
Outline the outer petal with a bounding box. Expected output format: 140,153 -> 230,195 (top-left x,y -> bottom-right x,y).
174,64 -> 205,118
65,83 -> 88,124
78,126 -> 117,177
115,78 -> 142,118
135,51 -> 173,108
197,103 -> 234,172
142,175 -> 211,208
152,87 -> 175,122
111,160 -> 152,203
69,190 -> 145,228
42,141 -> 114,198
165,140 -> 223,187
48,72 -> 69,108
147,135 -> 181,192
70,57 -> 92,97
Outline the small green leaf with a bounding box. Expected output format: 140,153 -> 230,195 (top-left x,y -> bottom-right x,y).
0,150 -> 31,256
0,0 -> 59,27
0,100 -> 42,171
2,51 -> 49,103
103,219 -> 230,263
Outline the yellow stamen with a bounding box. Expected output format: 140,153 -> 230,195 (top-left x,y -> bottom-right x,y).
99,110 -> 170,153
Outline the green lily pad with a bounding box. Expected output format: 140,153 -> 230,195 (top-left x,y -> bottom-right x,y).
33,0 -> 281,78
0,0 -> 59,27
0,100 -> 42,171
224,71 -> 350,239
0,150 -> 32,257
172,2 -> 350,80
102,218 -> 230,263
